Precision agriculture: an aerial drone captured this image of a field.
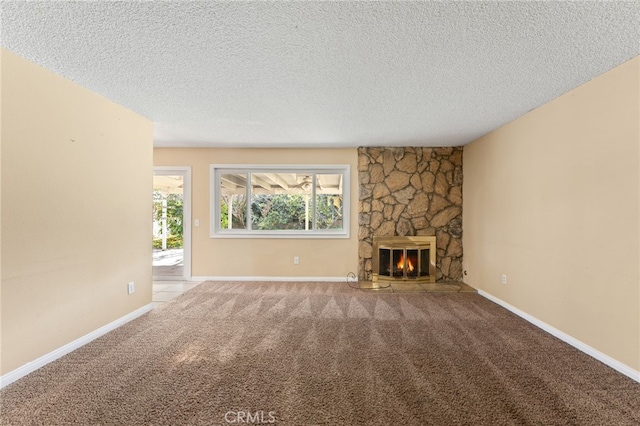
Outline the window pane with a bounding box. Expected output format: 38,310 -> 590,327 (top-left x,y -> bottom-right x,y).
315,173 -> 343,229
219,173 -> 246,229
250,172 -> 308,230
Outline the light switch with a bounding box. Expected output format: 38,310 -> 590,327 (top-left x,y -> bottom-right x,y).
194,219 -> 200,227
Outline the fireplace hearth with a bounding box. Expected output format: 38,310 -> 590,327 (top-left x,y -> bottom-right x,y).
372,236 -> 436,284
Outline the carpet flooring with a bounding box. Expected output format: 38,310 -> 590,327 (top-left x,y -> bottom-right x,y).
1,281 -> 639,425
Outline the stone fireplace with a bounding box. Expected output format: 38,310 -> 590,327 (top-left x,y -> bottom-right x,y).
358,147 -> 463,282
372,236 -> 436,284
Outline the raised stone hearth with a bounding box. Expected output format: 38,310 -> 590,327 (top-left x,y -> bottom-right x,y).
358,147 -> 463,282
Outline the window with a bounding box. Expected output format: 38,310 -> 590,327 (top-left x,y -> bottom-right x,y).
211,165 -> 350,238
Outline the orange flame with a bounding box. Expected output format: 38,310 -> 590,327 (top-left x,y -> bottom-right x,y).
397,253 -> 415,272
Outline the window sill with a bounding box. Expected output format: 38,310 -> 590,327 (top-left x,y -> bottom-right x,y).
210,230 -> 350,239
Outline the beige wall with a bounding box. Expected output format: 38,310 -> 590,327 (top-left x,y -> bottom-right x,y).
1,50 -> 153,375
463,56 -> 640,371
154,148 -> 358,278
0,49 -> 3,372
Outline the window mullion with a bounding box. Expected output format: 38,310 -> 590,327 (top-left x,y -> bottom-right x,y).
312,173 -> 317,231
246,171 -> 252,231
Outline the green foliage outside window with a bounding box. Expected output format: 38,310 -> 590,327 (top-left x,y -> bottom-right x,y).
220,195 -> 247,229
316,194 -> 343,229
153,191 -> 184,248
238,193 -> 344,231
251,194 -> 306,230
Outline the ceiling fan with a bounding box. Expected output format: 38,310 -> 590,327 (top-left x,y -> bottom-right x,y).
291,175 -> 313,191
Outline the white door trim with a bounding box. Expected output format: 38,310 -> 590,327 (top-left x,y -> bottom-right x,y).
153,166 -> 192,280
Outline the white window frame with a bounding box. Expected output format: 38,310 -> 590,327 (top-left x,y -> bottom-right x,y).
210,164 -> 350,239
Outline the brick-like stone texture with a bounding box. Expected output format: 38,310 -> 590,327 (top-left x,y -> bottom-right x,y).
357,147 -> 463,282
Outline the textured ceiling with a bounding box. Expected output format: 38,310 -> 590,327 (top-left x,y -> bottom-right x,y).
2,1 -> 639,148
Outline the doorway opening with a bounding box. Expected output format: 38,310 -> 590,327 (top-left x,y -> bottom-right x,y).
153,167 -> 191,280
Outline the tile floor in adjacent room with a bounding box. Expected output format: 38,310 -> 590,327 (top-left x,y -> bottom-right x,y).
152,281 -> 202,307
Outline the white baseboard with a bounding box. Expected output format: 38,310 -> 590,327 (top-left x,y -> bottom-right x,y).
478,290 -> 640,384
191,276 -> 351,282
0,303 -> 153,389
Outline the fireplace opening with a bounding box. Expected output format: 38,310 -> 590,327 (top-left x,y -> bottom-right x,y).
373,236 -> 436,283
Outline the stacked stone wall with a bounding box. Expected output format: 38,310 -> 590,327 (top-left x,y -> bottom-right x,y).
358,147 -> 463,282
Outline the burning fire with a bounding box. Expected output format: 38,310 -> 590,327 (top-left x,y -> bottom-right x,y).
397,253 -> 415,272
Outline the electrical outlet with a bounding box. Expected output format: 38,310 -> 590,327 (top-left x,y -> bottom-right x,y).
127,282 -> 135,294
501,274 -> 507,285
293,256 -> 300,265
